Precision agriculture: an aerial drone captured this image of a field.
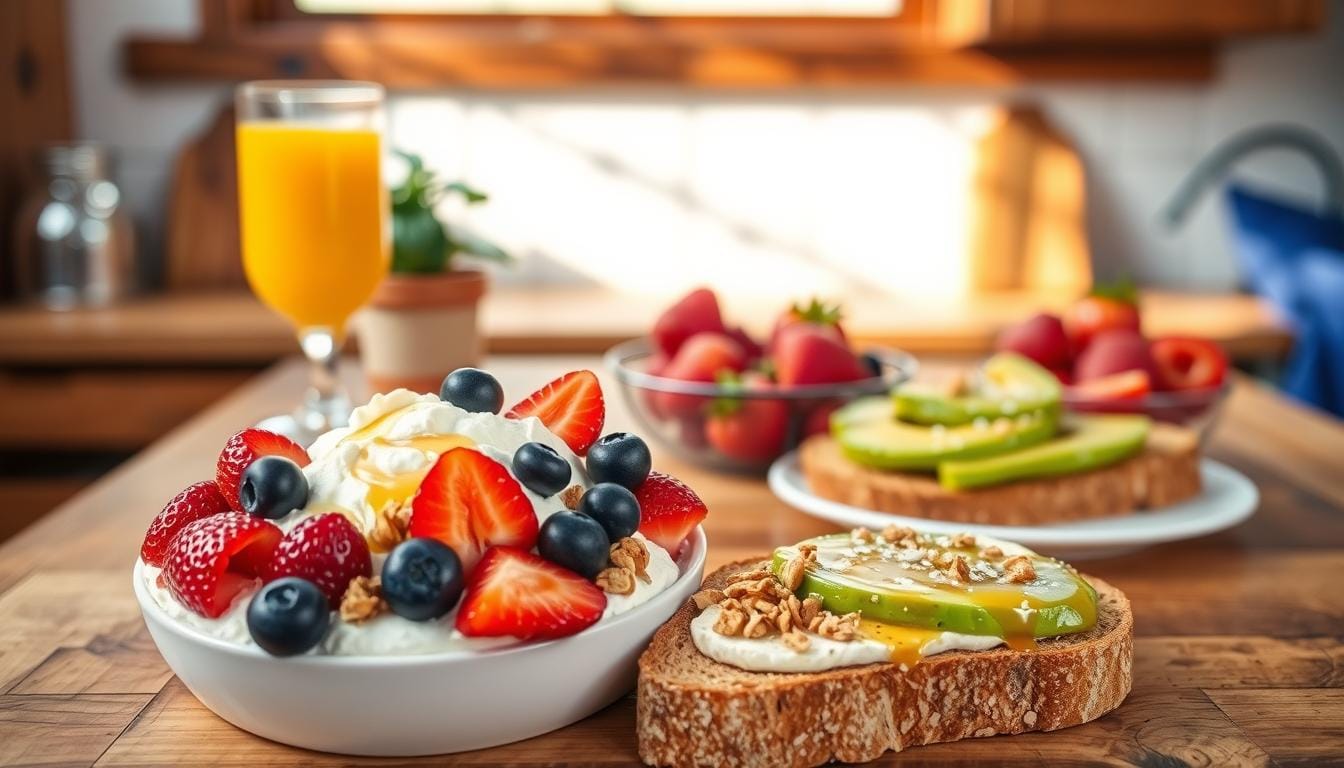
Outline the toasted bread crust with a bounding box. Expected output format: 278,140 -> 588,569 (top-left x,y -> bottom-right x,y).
798,422 -> 1202,525
637,560 -> 1133,768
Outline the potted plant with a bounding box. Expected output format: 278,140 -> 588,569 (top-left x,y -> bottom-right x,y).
358,152 -> 510,394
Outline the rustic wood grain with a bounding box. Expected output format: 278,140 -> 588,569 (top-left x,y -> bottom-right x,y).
1207,689 -> 1344,767
0,356 -> 1339,766
0,694 -> 151,768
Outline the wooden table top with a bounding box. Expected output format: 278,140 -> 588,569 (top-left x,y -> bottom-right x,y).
0,287 -> 1292,365
1,356 -> 1341,767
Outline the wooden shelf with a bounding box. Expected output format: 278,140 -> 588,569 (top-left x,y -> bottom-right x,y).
0,288 -> 1294,366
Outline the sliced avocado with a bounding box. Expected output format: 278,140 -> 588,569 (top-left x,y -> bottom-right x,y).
938,414 -> 1150,490
893,353 -> 1061,427
832,396 -> 1057,471
771,533 -> 1097,639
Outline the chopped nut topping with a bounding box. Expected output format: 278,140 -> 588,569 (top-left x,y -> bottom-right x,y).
368,501 -> 411,554
339,575 -> 387,623
596,566 -> 635,595
943,555 -> 971,583
559,485 -> 584,510
949,532 -> 977,549
702,563 -> 860,652
880,524 -> 916,544
851,527 -> 875,543
780,555 -> 807,591
1003,555 -> 1037,583
797,543 -> 818,562
610,537 -> 651,583
980,545 -> 1004,560
713,605 -> 747,636
691,588 -> 725,610
931,550 -> 956,570
783,630 -> 811,652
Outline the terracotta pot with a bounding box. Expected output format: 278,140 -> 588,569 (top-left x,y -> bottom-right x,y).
356,270 -> 487,395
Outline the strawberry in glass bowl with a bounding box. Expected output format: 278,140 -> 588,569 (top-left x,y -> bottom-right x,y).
996,287 -> 1231,443
607,289 -> 917,473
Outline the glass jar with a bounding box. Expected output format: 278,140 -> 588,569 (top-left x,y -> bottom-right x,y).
12,144 -> 137,309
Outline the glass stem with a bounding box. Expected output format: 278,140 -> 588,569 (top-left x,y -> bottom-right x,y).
297,327 -> 350,433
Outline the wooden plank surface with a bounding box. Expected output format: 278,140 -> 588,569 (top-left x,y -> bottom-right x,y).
0,288 -> 1293,364
0,356 -> 1339,766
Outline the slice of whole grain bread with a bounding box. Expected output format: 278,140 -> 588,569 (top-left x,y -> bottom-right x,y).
637,559 -> 1133,768
798,422 -> 1201,526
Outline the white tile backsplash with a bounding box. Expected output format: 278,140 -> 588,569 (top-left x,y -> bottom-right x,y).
65,0 -> 1344,297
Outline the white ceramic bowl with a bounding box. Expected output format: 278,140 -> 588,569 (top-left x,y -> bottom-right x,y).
134,527 -> 706,756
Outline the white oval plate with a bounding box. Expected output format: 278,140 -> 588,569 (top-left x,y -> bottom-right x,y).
767,454 -> 1258,560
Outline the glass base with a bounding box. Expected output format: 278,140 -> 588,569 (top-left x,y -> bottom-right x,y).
256,392 -> 350,447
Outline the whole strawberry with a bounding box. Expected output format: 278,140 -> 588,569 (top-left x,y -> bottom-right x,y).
141,481 -> 231,567
216,428 -> 310,512
266,513 -> 372,605
163,511 -> 283,618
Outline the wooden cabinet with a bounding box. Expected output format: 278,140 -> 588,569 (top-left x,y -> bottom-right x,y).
932,0 -> 1324,46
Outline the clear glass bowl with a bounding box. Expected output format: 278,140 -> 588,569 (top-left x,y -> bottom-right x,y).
605,339 -> 918,474
1061,380 -> 1231,444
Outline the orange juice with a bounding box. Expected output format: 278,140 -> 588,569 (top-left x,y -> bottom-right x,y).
236,122 -> 389,333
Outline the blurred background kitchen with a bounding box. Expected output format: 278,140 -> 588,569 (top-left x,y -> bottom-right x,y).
1,0 -> 1340,541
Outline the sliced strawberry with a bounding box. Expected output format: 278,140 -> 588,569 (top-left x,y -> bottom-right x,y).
1150,337 -> 1228,391
410,447 -> 539,576
1068,369 -> 1152,402
456,547 -> 606,640
141,481 -> 231,567
652,287 -> 726,358
634,471 -> 708,555
772,324 -> 866,386
505,370 -> 605,455
266,513 -> 372,605
162,512 -> 283,618
216,428 -> 310,512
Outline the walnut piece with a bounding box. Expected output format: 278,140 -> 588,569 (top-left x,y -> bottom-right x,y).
943,554 -> 971,583
1003,555 -> 1037,583
949,532 -> 977,549
596,566 -> 635,595
780,555 -> 807,592
610,537 -> 651,583
368,501 -> 411,554
691,588 -> 725,611
851,526 -> 875,543
980,545 -> 1004,560
560,485 -> 584,510
880,524 -> 916,545
713,606 -> 747,636
339,575 -> 387,623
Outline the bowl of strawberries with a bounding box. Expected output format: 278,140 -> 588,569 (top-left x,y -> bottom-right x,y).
996,285 -> 1232,441
606,289 -> 917,473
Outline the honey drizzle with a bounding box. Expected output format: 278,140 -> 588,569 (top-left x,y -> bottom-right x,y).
338,403 -> 476,512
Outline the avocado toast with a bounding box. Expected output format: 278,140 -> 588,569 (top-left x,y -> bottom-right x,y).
637,529 -> 1133,767
801,353 -> 1202,525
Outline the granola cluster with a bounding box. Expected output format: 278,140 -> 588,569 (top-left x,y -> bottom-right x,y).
368,500 -> 412,554
690,548 -> 860,654
597,536 -> 652,596
339,575 -> 388,623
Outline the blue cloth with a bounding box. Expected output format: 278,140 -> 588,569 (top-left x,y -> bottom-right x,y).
1226,183 -> 1344,416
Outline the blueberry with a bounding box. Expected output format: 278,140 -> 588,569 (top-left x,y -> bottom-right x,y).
439,367 -> 504,414
585,432 -> 652,490
512,442 -> 572,497
537,511 -> 611,579
860,352 -> 884,379
578,483 -> 641,542
381,538 -> 465,622
239,456 -> 309,520
246,577 -> 331,657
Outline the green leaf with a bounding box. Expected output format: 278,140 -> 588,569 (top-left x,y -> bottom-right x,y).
447,229 -> 512,264
440,181 -> 489,205
1090,278 -> 1139,305
391,207 -> 450,273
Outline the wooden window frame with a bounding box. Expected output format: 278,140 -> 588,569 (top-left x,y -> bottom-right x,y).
123,0 -> 1311,87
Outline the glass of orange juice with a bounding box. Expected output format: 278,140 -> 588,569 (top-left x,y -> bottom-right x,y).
235,81 -> 389,443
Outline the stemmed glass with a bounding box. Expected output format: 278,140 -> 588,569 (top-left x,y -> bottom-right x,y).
235,81 -> 390,444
